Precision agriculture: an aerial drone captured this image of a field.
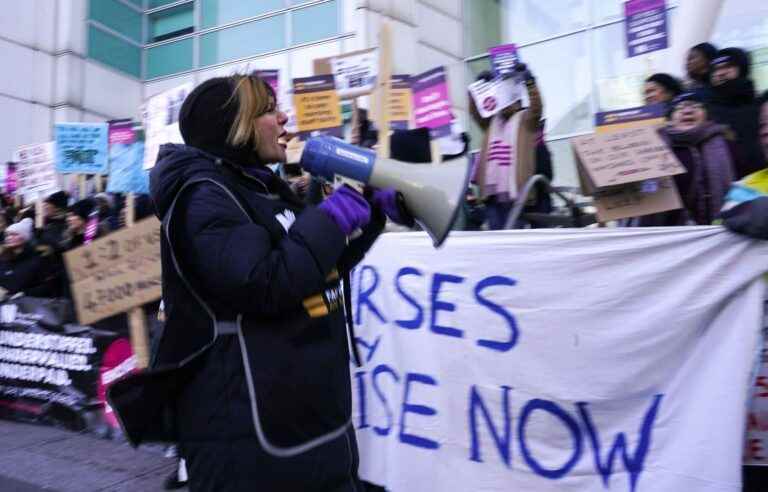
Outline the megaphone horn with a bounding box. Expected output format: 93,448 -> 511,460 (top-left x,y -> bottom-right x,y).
300,136 -> 472,248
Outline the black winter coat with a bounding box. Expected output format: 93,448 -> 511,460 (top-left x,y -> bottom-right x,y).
707,78 -> 766,178
0,244 -> 58,298
109,144 -> 384,492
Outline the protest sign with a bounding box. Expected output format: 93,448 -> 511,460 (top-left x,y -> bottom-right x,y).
13,142 -> 59,201
292,75 -> 343,140
4,162 -> 17,195
572,126 -> 685,220
625,0 -> 669,58
107,121 -> 148,194
489,43 -> 520,77
65,216 -> 162,325
329,48 -> 379,99
0,296 -> 132,432
54,123 -> 109,174
351,227 -> 768,492
389,75 -> 413,130
595,103 -> 667,133
142,83 -> 192,170
745,301 -> 768,466
468,77 -> 524,118
412,67 -> 453,139
252,69 -> 279,94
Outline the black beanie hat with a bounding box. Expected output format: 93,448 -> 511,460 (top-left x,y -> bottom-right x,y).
390,128 -> 433,163
667,91 -> 708,117
712,47 -> 751,78
69,198 -> 96,221
645,73 -> 683,98
178,76 -> 275,166
44,191 -> 69,210
691,42 -> 718,62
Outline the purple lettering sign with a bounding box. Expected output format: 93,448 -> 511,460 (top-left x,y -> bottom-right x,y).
595,103 -> 667,127
489,44 -> 519,77
412,67 -> 453,139
625,0 -> 668,58
5,162 -> 17,195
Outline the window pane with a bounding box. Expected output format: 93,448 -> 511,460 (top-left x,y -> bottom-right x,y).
592,22 -> 646,111
292,1 -> 339,45
519,33 -> 592,137
200,15 -> 286,67
125,0 -> 143,7
501,0 -> 588,45
545,138 -> 580,188
464,0 -> 502,56
147,38 -> 193,78
149,3 -> 194,42
712,0 -> 768,51
87,25 -> 141,77
88,0 -> 142,42
201,0 -> 284,29
148,0 -> 186,8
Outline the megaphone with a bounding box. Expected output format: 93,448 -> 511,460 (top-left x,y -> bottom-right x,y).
300,136 -> 472,248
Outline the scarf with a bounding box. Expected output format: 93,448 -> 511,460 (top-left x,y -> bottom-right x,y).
662,122 -> 735,224
477,112 -> 523,202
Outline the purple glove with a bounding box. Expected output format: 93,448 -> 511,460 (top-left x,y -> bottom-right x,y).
318,185 -> 371,236
371,188 -> 415,227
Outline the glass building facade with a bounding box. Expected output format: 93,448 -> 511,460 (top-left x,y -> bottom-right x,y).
86,0 -> 344,80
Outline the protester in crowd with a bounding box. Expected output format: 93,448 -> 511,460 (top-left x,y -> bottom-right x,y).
0,218 -> 58,299
461,185 -> 486,231
94,192 -> 118,232
638,92 -> 736,226
684,42 -> 718,92
64,198 -> 102,249
722,91 -> 768,239
108,74 -> 412,492
470,64 -> 543,230
39,190 -> 70,252
707,47 -> 766,178
644,73 -> 683,106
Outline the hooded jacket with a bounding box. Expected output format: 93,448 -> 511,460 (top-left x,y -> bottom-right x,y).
108,143 -> 383,490
707,78 -> 766,178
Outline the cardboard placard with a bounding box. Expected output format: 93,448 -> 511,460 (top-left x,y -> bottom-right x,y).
292,75 -> 343,140
65,217 -> 161,325
573,126 -> 686,221
54,123 -> 109,175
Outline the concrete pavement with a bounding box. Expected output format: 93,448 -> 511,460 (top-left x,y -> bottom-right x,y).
0,419 -> 178,491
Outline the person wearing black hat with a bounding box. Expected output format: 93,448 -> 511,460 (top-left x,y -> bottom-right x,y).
39,191 -> 70,252
684,42 -> 718,92
64,198 -> 99,249
707,47 -> 766,178
643,73 -> 683,106
107,74 -> 410,492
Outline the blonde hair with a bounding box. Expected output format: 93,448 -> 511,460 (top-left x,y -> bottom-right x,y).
226,74 -> 276,150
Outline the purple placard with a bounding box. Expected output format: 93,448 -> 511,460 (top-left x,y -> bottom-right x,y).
489,43 -> 519,77
5,162 -> 17,195
108,119 -> 135,146
412,67 -> 453,139
594,103 -> 666,126
253,69 -> 279,94
625,0 -> 668,58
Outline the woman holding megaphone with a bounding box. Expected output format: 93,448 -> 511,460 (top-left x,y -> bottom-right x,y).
108,74 -> 410,491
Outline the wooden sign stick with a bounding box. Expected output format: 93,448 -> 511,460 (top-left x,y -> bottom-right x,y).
35,197 -> 44,229
125,192 -> 150,369
375,22 -> 393,159
78,174 -> 87,200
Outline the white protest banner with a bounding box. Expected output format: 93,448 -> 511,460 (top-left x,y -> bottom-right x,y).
13,142 -> 59,200
746,306 -> 768,465
468,77 -> 523,118
350,227 -> 768,491
330,48 -> 378,99
142,83 -> 192,170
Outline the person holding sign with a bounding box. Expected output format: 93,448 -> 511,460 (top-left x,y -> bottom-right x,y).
469,63 -> 542,229
109,74 -> 391,492
637,92 -> 737,226
0,218 -> 58,299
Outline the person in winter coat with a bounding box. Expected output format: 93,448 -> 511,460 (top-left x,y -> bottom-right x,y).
39,191 -> 70,252
707,47 -> 766,178
0,218 -> 58,299
63,198 -> 105,250
644,73 -> 683,106
638,92 -> 736,226
722,92 -> 768,239
683,42 -> 718,92
108,74 -> 409,492
470,64 -> 543,230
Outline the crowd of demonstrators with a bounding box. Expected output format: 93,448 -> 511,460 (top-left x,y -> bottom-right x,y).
644,73 -> 683,106
0,188 -> 145,302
